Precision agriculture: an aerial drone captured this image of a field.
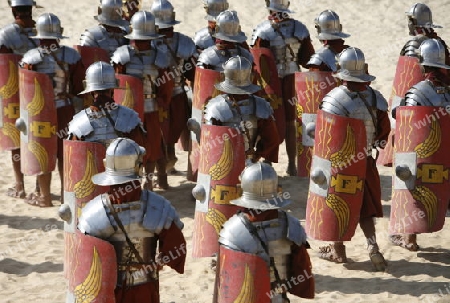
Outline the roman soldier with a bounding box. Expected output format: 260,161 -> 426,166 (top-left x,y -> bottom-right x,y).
79,0 -> 129,56
77,137 -> 186,302
150,0 -> 196,177
18,12 -> 85,207
197,10 -> 253,71
191,56 -> 279,258
204,56 -> 279,163
0,0 -> 39,199
213,162 -> 314,302
378,2 -> 448,167
295,10 -> 347,176
111,10 -> 174,190
251,0 -> 315,176
308,47 -> 390,271
389,39 -> 450,251
193,0 -> 229,55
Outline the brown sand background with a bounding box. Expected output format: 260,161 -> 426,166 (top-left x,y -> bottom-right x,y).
0,0 -> 450,302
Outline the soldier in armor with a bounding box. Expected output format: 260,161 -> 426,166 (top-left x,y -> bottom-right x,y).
214,162 -> 314,302
112,10 -> 174,190
204,56 -> 279,163
251,0 -> 315,176
78,137 -> 186,302
389,39 -> 450,251
193,0 -> 229,55
79,0 -> 129,56
317,47 -> 390,271
197,10 -> 253,71
401,3 -> 449,64
0,0 -> 39,199
306,10 -> 350,72
150,0 -> 197,178
20,13 -> 85,207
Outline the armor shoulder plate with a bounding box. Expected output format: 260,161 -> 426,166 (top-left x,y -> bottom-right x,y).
204,95 -> 234,123
285,212 -> 307,246
152,39 -> 171,68
115,105 -> 141,133
320,86 -> 354,116
61,46 -> 81,65
253,95 -> 274,119
0,24 -> 25,51
251,20 -> 276,45
78,194 -> 116,238
175,32 -> 196,59
239,47 -> 254,64
68,109 -> 95,138
307,46 -> 337,71
80,25 -> 107,48
401,35 -> 428,57
404,80 -> 435,106
142,191 -> 184,234
219,214 -> 262,254
293,19 -> 310,40
373,88 -> 388,111
197,45 -> 221,68
194,27 -> 214,50
111,45 -> 133,66
20,48 -> 43,66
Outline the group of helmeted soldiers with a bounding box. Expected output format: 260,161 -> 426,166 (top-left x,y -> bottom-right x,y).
0,0 -> 449,302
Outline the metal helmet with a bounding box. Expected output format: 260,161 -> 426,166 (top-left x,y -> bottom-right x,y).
34,13 -> 67,40
418,38 -> 450,69
266,0 -> 293,13
125,11 -> 164,40
333,47 -> 376,83
213,10 -> 247,43
8,0 -> 36,6
79,61 -> 119,95
95,0 -> 129,29
215,56 -> 261,95
203,0 -> 229,21
231,162 -> 290,210
150,0 -> 180,29
92,138 -> 146,186
406,3 -> 442,29
314,10 -> 350,40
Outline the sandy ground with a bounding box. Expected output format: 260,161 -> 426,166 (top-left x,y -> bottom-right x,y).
0,0 -> 450,302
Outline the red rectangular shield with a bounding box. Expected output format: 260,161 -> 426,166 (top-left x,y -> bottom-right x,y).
114,73 -> 144,121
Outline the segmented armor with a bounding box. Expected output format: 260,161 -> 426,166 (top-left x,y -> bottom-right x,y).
404,80 -> 450,106
0,23 -> 38,55
251,19 -> 309,77
20,46 -> 81,107
204,94 -> 273,151
320,86 -> 388,151
163,32 -> 196,95
219,211 -> 306,301
111,43 -> 171,113
400,35 -> 429,57
306,46 -> 339,72
80,25 -> 128,56
197,45 -> 253,71
193,27 -> 215,51
78,190 -> 184,286
68,105 -> 142,145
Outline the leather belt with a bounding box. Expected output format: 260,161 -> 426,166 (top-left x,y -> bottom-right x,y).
172,86 -> 184,96
144,94 -> 157,99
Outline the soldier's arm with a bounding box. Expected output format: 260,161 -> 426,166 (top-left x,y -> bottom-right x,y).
0,45 -> 12,53
375,109 -> 390,147
183,56 -> 196,84
256,118 -> 280,163
157,223 -> 187,274
156,68 -> 174,107
252,37 -> 270,49
298,36 -> 315,69
113,62 -> 126,74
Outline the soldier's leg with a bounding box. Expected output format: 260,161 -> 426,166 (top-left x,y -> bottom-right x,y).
282,75 -> 297,176
388,234 -> 419,251
360,217 -> 387,271
143,161 -> 156,191
166,144 -> 178,174
26,172 -> 53,207
318,241 -> 347,263
7,149 -> 25,198
156,157 -> 169,190
58,158 -> 64,203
